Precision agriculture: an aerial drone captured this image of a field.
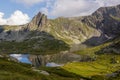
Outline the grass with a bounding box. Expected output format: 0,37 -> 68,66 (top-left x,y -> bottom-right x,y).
0,58 -> 41,80
45,17 -> 96,45
3,25 -> 19,31
74,36 -> 120,56
62,55 -> 120,78
62,37 -> 120,79
1,37 -> 120,80
75,42 -> 111,56
110,14 -> 120,21
0,57 -> 88,80
1,25 -> 120,80
39,67 -> 89,80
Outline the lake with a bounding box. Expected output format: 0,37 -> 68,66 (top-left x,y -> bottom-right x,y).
10,54 -> 63,67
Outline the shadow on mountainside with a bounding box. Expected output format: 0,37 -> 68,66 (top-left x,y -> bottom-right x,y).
0,30 -> 70,55
81,34 -> 109,47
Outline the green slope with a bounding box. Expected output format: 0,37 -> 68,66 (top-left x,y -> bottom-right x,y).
43,17 -> 99,45
61,38 -> 120,79
0,57 -> 87,80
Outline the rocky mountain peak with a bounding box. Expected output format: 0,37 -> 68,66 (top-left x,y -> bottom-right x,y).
92,4 -> 120,17
27,12 -> 47,31
82,4 -> 120,38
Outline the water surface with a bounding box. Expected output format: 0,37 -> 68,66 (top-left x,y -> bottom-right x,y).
10,54 -> 31,64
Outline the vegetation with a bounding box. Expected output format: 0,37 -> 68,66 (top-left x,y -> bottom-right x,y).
0,37 -> 69,55
61,37 -> 120,79
110,14 -> 120,21
0,57 -> 86,80
62,55 -> 120,77
44,17 -> 96,45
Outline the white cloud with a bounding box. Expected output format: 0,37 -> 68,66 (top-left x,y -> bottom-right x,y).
7,10 -> 30,25
12,0 -> 43,6
40,7 -> 48,15
44,0 -> 120,18
49,0 -> 99,17
10,0 -> 120,18
10,54 -> 23,60
96,0 -> 120,7
0,12 -> 7,25
0,10 -> 30,25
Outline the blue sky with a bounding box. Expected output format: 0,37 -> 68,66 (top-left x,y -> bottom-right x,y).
0,0 -> 120,25
0,0 -> 46,18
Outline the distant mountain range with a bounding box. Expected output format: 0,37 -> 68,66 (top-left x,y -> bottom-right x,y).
0,4 -> 120,54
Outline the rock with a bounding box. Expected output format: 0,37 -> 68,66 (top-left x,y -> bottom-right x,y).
106,70 -> 120,78
40,70 -> 50,75
32,67 -> 49,75
0,55 -> 3,58
27,12 -> 47,31
82,4 -> 120,45
106,73 -> 118,77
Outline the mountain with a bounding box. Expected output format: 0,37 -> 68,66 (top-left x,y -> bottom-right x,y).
81,4 -> 120,45
0,4 -> 120,54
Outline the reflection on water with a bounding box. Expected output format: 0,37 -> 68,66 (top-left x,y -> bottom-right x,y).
46,62 -> 63,67
10,54 -> 31,64
10,52 -> 87,67
10,54 -> 63,67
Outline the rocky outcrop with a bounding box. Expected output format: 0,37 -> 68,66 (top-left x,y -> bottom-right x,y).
81,4 -> 120,45
96,37 -> 120,55
27,12 -> 47,31
106,70 -> 120,78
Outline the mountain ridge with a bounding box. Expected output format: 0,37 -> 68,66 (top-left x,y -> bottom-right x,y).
0,4 -> 120,54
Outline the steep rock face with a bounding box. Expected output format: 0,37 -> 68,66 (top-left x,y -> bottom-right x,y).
82,5 -> 120,39
27,12 -> 47,31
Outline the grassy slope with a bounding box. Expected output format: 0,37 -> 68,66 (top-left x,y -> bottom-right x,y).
61,38 -> 120,79
43,18 -> 97,45
0,57 -> 87,80
62,55 -> 120,77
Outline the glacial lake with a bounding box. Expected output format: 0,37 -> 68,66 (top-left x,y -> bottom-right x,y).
10,54 -> 63,67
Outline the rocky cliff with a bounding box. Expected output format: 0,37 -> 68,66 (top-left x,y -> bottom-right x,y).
81,4 -> 120,45
27,12 -> 47,31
